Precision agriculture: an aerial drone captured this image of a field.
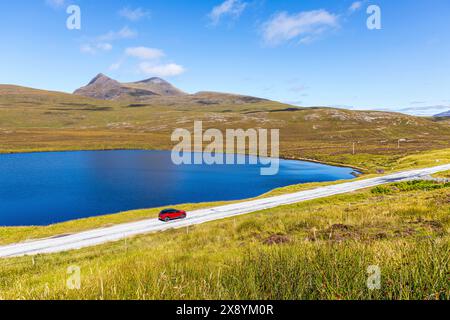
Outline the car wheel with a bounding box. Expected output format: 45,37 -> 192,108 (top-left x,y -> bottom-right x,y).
181,214 -> 186,219
164,217 -> 170,222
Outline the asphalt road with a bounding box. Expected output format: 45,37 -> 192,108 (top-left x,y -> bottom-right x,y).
1,164 -> 449,258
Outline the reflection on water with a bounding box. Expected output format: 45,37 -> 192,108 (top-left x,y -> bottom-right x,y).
0,150 -> 357,226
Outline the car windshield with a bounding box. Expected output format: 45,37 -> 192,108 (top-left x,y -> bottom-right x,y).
161,209 -> 176,213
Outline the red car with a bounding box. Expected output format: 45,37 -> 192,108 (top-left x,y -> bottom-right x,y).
159,208 -> 187,222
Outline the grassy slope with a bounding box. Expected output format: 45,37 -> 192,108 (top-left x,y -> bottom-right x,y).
434,170 -> 450,178
0,180 -> 448,300
1,85 -> 450,172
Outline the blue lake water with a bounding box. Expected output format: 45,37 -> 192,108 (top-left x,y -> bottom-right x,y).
0,150 -> 357,226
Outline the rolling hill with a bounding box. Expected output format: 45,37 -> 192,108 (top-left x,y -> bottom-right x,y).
1,80 -> 450,172
74,73 -> 162,101
124,77 -> 186,97
73,74 -> 266,104
434,110 -> 450,118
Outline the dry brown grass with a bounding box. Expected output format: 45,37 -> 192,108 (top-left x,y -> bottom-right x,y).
1,85 -> 450,172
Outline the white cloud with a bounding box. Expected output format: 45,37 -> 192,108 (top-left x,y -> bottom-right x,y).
349,2 -> 363,13
111,46 -> 185,77
138,62 -> 186,77
80,44 -> 95,55
397,104 -> 450,116
262,10 -> 339,46
81,27 -> 137,55
109,61 -> 122,71
126,47 -> 165,60
119,7 -> 151,21
208,0 -> 247,25
98,26 -> 137,42
80,42 -> 113,55
45,0 -> 65,8
97,43 -> 113,51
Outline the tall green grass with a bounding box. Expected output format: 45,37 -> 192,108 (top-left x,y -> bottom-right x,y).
0,184 -> 448,300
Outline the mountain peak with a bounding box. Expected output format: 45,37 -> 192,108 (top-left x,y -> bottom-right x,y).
75,73 -> 158,101
88,73 -> 115,85
74,74 -> 185,100
126,77 -> 186,97
137,77 -> 168,84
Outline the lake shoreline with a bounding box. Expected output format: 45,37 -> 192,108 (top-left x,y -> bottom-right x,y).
0,149 -> 358,227
0,148 -> 361,231
1,146 -> 448,240
0,146 -> 366,173
0,178 -> 359,244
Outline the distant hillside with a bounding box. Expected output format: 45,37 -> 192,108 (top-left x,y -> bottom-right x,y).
73,74 -> 161,101
73,74 -> 266,104
434,110 -> 450,117
0,84 -> 103,105
124,77 -> 186,97
1,82 -> 450,172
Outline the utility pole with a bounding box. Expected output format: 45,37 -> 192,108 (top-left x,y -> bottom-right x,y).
352,142 -> 356,155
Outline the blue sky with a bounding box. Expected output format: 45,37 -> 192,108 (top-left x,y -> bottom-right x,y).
0,0 -> 449,115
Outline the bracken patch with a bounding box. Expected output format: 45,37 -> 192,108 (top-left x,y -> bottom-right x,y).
263,234 -> 291,245
308,220 -> 446,243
